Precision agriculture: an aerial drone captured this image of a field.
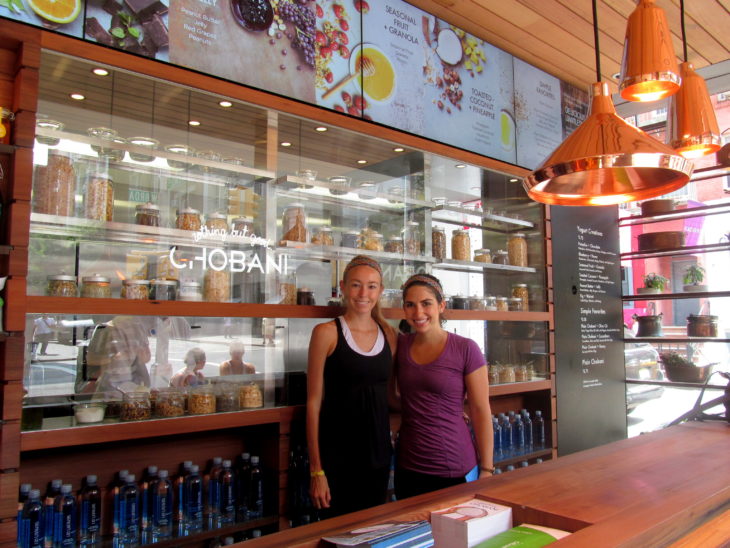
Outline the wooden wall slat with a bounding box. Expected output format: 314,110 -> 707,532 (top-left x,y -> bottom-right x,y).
3,277 -> 27,333
0,518 -> 18,547
12,68 -> 38,114
5,201 -> 29,249
0,472 -> 19,520
0,381 -> 22,422
9,148 -> 32,202
0,421 -> 20,470
10,110 -> 34,148
0,336 -> 25,382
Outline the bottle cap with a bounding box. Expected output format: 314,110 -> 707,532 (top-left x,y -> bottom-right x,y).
61,484 -> 72,494
190,465 -> 199,474
126,475 -> 136,483
183,461 -> 193,469
20,483 -> 32,493
86,475 -> 97,484
241,452 -> 250,460
223,460 -> 231,468
148,465 -> 158,474
158,470 -> 169,479
51,479 -> 63,488
250,456 -> 259,465
30,489 -> 41,499
213,457 -> 222,465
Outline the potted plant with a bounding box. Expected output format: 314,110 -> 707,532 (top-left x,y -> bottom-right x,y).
683,265 -> 707,292
659,351 -> 713,383
637,273 -> 669,294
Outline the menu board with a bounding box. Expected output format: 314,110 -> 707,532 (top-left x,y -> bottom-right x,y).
560,81 -> 589,139
85,0 -> 169,61
168,0 -> 315,102
0,0 -> 83,38
513,58 -> 563,170
551,206 -> 626,455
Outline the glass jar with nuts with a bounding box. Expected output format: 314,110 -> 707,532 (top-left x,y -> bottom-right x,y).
451,229 -> 471,261
432,227 -> 446,261
121,392 -> 151,421
154,388 -> 185,418
189,385 -> 216,414
84,173 -> 114,222
47,274 -> 78,297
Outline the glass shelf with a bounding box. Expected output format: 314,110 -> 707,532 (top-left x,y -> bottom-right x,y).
622,291 -> 730,301
432,204 -> 534,231
620,242 -> 730,260
433,258 -> 537,274
277,240 -> 434,264
627,337 -> 730,344
619,201 -> 730,227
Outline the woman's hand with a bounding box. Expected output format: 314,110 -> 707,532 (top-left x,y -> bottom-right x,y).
309,474 -> 331,509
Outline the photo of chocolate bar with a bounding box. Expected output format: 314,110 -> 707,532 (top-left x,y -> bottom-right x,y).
84,0 -> 169,61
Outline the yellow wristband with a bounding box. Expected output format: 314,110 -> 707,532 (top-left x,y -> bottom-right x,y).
310,469 -> 325,478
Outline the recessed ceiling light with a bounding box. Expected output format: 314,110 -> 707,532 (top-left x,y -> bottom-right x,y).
357,159 -> 367,164
393,147 -> 404,152
455,164 -> 467,169
69,93 -> 85,101
315,126 -> 328,132
280,141 -> 292,147
509,178 -> 519,183
188,120 -> 201,126
218,100 -> 233,108
92,68 -> 109,76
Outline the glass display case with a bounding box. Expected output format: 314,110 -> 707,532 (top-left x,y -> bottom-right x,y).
23,50 -> 548,429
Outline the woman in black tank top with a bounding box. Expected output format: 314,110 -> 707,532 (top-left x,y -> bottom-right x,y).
306,256 -> 397,518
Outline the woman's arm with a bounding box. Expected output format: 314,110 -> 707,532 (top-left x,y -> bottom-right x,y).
387,332 -> 401,412
306,321 -> 336,509
465,366 -> 493,478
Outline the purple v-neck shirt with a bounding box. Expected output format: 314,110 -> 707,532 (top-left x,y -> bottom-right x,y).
396,332 -> 486,477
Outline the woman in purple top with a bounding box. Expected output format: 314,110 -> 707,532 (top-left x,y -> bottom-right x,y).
394,274 -> 493,499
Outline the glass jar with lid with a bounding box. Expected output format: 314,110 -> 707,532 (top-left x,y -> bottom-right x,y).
361,230 -> 384,252
451,295 -> 468,310
88,127 -> 125,161
342,230 -> 359,248
128,136 -> 159,162
84,173 -> 114,221
311,226 -> 334,246
81,274 -> 111,299
511,284 -> 529,311
154,388 -> 185,417
150,279 -> 178,301
121,392 -> 151,421
179,281 -> 203,302
474,249 -> 492,263
47,274 -> 77,297
216,383 -> 240,412
279,273 -> 297,305
384,236 -> 404,254
177,207 -> 202,231
432,227 -> 446,261
507,233 -> 528,267
165,144 -> 196,169
297,287 -> 315,306
123,279 -> 150,300
451,229 -> 471,261
33,151 -> 76,217
507,297 -> 524,312
205,212 -> 228,231
469,296 -> 487,310
135,202 -> 161,227
485,295 -> 497,311
488,365 -> 501,385
204,270 -> 230,302
281,203 -> 307,243
499,365 -> 516,384
35,118 -> 64,146
239,382 -> 264,408
493,250 -> 509,265
189,385 -> 216,414
495,296 -> 509,311
402,221 -> 421,255
231,217 -> 254,235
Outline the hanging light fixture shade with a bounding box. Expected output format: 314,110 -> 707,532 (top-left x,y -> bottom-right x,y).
667,69 -> 721,160
523,82 -> 693,206
619,0 -> 681,102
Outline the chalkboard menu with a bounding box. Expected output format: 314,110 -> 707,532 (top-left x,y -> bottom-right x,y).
551,205 -> 626,456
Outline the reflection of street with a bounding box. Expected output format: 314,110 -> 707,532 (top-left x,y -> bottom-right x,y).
628,385 -> 726,437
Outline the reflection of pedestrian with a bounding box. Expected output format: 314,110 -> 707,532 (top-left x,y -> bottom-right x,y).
220,341 -> 256,375
33,315 -> 56,356
170,347 -> 206,387
224,317 -> 234,339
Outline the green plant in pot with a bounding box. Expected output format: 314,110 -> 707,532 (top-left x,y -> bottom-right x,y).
637,273 -> 668,295
659,351 -> 712,383
683,265 -> 707,293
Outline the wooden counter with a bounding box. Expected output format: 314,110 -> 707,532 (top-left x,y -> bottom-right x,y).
240,422 -> 730,547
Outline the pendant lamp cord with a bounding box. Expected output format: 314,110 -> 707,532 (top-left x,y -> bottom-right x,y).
680,0 -> 688,62
592,0 -> 601,82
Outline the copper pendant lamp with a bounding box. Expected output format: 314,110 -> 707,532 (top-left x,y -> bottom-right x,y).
619,0 -> 681,102
667,0 -> 721,159
523,1 -> 693,207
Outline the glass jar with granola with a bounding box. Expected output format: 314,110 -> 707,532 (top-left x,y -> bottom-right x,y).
507,233 -> 528,267
281,203 -> 307,243
432,227 -> 446,261
204,270 -> 230,302
205,212 -> 228,231
451,229 -> 470,261
511,284 -> 529,311
474,249 -> 492,263
84,173 -> 114,221
33,151 -> 76,217
154,388 -> 186,418
121,392 -> 151,421
311,226 -> 334,246
135,203 -> 161,227
402,222 -> 421,255
80,274 -> 111,299
189,385 -> 216,414
361,229 -> 383,252
177,208 -> 202,231
495,296 -> 509,312
384,237 -> 404,254
123,279 -> 149,300
47,274 -> 78,297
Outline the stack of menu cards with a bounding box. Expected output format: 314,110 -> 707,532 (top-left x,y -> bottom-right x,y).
322,520 -> 433,548
474,524 -> 571,547
430,499 -> 512,547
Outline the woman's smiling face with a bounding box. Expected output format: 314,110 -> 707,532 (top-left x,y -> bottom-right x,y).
403,284 -> 445,333
340,265 -> 383,313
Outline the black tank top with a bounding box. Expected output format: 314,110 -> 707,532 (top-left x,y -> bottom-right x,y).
319,318 -> 392,470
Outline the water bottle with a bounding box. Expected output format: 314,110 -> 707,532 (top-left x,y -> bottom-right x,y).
219,460 -> 236,525
248,456 -> 264,519
521,410 -> 533,452
206,457 -> 223,521
17,483 -> 31,547
43,479 -> 62,548
251,529 -> 262,539
236,453 -> 251,521
500,415 -> 512,458
176,461 -> 193,524
119,474 -> 139,544
505,464 -> 515,472
23,489 -> 44,548
520,461 -> 529,468
109,470 -> 129,538
52,484 -> 75,548
79,475 -> 102,545
492,417 -> 502,462
151,470 -> 173,538
184,465 -> 203,532
140,465 -> 158,533
533,410 -> 546,450
223,537 -> 235,545
493,468 -> 502,475
508,410 -> 516,424
513,416 -> 525,456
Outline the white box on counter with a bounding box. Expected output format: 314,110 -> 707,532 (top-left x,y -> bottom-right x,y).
430,498 -> 512,547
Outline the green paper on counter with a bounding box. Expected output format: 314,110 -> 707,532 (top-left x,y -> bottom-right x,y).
474,524 -> 570,547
